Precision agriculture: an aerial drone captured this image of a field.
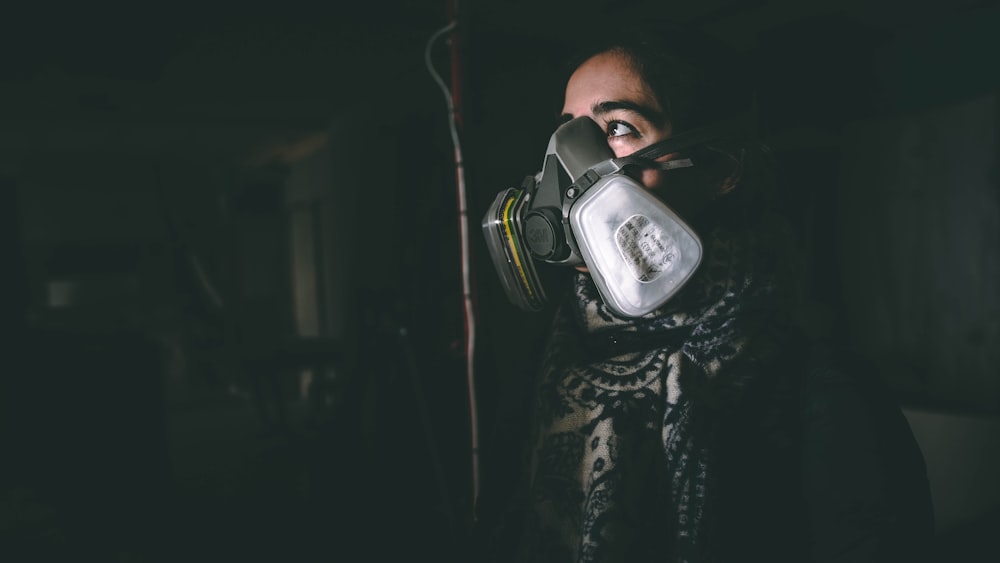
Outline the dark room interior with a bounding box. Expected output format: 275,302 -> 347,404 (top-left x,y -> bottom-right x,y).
2,1 -> 999,561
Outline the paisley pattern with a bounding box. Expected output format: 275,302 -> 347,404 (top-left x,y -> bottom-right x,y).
520,228 -> 777,562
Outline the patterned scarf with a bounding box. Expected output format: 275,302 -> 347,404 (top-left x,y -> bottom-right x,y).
518,226 -> 780,563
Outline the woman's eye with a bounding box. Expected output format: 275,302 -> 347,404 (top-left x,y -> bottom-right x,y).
607,121 -> 638,138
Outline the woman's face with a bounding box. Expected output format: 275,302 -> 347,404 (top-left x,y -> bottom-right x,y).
562,48 -> 727,227
560,49 -> 674,192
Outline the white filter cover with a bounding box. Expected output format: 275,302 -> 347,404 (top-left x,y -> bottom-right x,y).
570,175 -> 702,317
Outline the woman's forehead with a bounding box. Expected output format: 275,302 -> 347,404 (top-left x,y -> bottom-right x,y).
561,51 -> 662,118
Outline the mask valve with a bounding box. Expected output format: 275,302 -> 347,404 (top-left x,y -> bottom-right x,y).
524,208 -> 567,261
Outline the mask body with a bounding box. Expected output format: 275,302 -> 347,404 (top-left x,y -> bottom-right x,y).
482,117 -> 704,318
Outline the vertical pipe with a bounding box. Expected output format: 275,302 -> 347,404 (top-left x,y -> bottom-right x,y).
446,0 -> 480,523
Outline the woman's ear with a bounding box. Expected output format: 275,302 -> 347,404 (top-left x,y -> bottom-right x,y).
715,146 -> 746,197
720,174 -> 740,196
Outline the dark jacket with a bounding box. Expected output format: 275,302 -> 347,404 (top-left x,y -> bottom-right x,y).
711,346 -> 934,562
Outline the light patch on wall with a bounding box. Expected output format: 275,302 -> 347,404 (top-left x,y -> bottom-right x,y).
45,274 -> 140,309
244,131 -> 329,168
47,280 -> 78,308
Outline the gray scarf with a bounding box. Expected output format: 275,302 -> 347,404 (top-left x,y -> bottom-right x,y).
518,227 -> 780,563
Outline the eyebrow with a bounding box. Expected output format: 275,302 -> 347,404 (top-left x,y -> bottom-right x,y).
559,100 -> 666,125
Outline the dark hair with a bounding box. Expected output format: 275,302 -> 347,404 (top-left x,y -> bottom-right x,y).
560,22 -> 753,132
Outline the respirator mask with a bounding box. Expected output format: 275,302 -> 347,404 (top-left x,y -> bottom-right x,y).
483,116 -> 736,318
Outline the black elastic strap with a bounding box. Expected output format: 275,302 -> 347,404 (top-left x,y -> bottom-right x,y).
613,117 -> 750,168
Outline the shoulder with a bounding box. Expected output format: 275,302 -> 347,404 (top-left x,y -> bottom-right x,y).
798,345 -> 935,562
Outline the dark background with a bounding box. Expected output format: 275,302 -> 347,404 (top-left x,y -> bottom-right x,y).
1,1 -> 998,561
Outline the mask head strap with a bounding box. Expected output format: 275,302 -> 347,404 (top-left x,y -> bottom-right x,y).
611,117 -> 750,171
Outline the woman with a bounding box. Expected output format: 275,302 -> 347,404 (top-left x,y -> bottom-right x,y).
478,24 -> 933,563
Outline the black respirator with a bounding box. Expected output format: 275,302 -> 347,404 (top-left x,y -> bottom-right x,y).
482,116 -> 736,318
